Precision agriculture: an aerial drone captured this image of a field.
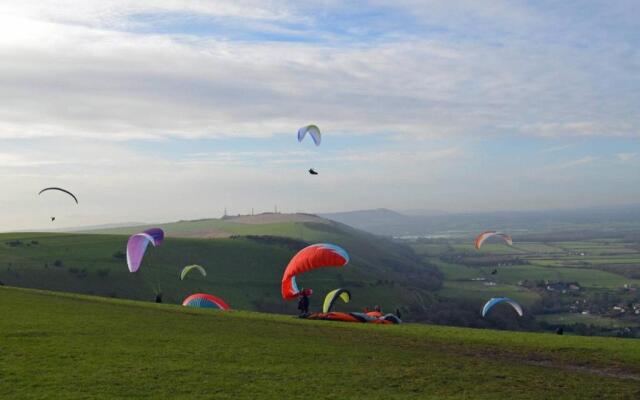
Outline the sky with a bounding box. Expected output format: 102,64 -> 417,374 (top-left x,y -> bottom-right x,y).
0,1 -> 639,230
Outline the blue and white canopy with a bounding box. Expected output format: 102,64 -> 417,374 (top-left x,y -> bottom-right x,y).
297,125 -> 321,146
482,297 -> 523,317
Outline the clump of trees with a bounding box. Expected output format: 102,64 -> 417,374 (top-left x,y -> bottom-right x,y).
234,235 -> 309,251
97,268 -> 110,277
67,267 -> 88,278
4,240 -> 39,247
404,295 -> 540,332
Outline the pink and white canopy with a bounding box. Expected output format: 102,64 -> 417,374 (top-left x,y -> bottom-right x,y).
474,231 -> 513,249
126,228 -> 164,273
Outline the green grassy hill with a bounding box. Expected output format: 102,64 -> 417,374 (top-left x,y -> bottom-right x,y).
83,213 -> 435,282
1,287 -> 639,399
0,215 -> 439,314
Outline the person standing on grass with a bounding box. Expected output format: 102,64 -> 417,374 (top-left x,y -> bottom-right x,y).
298,289 -> 310,316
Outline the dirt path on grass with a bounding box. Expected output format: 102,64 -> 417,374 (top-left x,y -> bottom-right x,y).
526,360 -> 640,381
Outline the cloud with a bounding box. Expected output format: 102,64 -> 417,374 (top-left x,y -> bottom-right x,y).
616,152 -> 637,162
328,147 -> 463,164
544,156 -> 600,171
0,2 -> 638,142
181,150 -> 312,166
522,122 -> 636,138
541,144 -> 574,153
0,152 -> 64,168
0,1 -> 294,27
0,2 -> 639,230
179,146 -> 463,168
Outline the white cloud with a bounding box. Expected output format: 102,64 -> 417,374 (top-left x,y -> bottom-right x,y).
543,156 -> 600,171
0,2 -> 639,230
327,147 -> 463,164
522,122 -> 635,138
0,1 -> 294,27
540,144 -> 574,153
0,153 -> 64,168
0,2 -> 638,142
616,152 -> 637,162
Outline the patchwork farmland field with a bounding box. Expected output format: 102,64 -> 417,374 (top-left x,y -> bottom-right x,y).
410,236 -> 640,335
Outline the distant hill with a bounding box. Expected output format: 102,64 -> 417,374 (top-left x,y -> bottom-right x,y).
400,209 -> 449,217
59,222 -> 147,232
0,213 -> 441,315
320,205 -> 640,238
78,212 -> 328,238
320,208 -> 449,237
319,209 -> 414,233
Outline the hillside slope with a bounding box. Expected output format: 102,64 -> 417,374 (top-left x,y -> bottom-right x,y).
1,287 -> 639,399
0,215 -> 440,314
81,212 -> 441,290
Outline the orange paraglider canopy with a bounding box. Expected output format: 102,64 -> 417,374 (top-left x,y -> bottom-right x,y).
305,312 -> 401,324
281,244 -> 349,300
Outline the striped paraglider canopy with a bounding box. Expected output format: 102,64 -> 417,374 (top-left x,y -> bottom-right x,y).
182,293 -> 230,311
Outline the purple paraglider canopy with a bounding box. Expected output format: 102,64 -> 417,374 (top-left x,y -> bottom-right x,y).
126,228 -> 164,273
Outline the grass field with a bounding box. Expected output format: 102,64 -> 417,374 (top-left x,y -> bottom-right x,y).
1,287 -> 639,399
537,313 -> 640,329
432,260 -> 636,289
438,281 -> 541,306
486,265 -> 634,289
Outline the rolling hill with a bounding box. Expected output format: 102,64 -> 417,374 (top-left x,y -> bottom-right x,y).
1,286 -> 639,399
0,213 -> 440,315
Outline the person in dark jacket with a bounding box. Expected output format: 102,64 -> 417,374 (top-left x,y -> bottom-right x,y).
298,290 -> 310,316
